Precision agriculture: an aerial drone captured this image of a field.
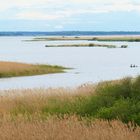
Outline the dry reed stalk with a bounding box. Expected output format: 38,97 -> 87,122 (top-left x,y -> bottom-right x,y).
0,85 -> 95,115
0,116 -> 139,140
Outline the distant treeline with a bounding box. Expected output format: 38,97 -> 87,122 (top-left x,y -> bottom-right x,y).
1,31 -> 140,36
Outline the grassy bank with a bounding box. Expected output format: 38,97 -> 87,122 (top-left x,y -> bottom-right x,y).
45,43 -> 116,48
0,76 -> 140,121
0,61 -> 65,78
27,36 -> 140,42
1,76 -> 139,125
0,76 -> 140,139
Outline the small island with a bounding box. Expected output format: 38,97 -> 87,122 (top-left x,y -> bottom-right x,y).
0,61 -> 66,78
45,43 -> 116,48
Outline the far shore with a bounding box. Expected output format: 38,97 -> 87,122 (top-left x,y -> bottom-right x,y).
0,61 -> 66,78
25,35 -> 140,42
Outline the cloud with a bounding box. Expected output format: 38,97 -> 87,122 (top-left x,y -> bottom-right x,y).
0,0 -> 48,11
0,0 -> 140,20
16,11 -> 63,20
102,1 -> 140,13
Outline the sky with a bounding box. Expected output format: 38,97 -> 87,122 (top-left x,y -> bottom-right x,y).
0,0 -> 140,31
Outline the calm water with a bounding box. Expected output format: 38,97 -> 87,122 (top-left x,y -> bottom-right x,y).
0,36 -> 140,90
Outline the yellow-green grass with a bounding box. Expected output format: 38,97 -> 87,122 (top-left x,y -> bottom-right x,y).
0,76 -> 139,125
0,61 -> 66,78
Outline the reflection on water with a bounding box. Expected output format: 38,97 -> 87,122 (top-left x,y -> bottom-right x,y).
0,36 -> 140,90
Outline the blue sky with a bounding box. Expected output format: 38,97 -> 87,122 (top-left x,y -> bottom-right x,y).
0,0 -> 140,31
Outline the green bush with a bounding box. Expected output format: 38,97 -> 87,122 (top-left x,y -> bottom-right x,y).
11,76 -> 140,125
95,77 -> 132,99
96,99 -> 140,125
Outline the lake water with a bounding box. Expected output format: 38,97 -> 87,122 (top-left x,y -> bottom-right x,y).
0,36 -> 140,90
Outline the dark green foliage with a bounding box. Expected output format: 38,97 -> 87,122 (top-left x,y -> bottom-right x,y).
41,76 -> 140,125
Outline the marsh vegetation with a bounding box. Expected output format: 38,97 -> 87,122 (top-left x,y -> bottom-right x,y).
0,76 -> 139,139
0,61 -> 65,78
0,117 -> 139,140
2,76 -> 139,125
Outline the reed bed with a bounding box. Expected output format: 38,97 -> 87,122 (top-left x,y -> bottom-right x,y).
0,84 -> 95,115
0,61 -> 65,78
0,77 -> 139,139
0,116 -> 139,140
0,77 -> 139,124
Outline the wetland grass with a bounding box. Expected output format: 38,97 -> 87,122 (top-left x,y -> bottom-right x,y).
0,76 -> 140,139
0,116 -> 139,140
0,61 -> 65,78
0,76 -> 139,125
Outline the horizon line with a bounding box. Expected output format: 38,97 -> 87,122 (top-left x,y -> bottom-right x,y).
0,31 -> 140,32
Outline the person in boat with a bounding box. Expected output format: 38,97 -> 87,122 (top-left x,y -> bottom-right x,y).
130,64 -> 138,68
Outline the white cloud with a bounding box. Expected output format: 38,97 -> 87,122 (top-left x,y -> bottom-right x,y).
102,2 -> 140,13
16,11 -> 63,20
0,0 -> 49,11
0,0 -> 140,20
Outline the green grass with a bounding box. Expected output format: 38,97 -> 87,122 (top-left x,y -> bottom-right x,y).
7,76 -> 140,125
